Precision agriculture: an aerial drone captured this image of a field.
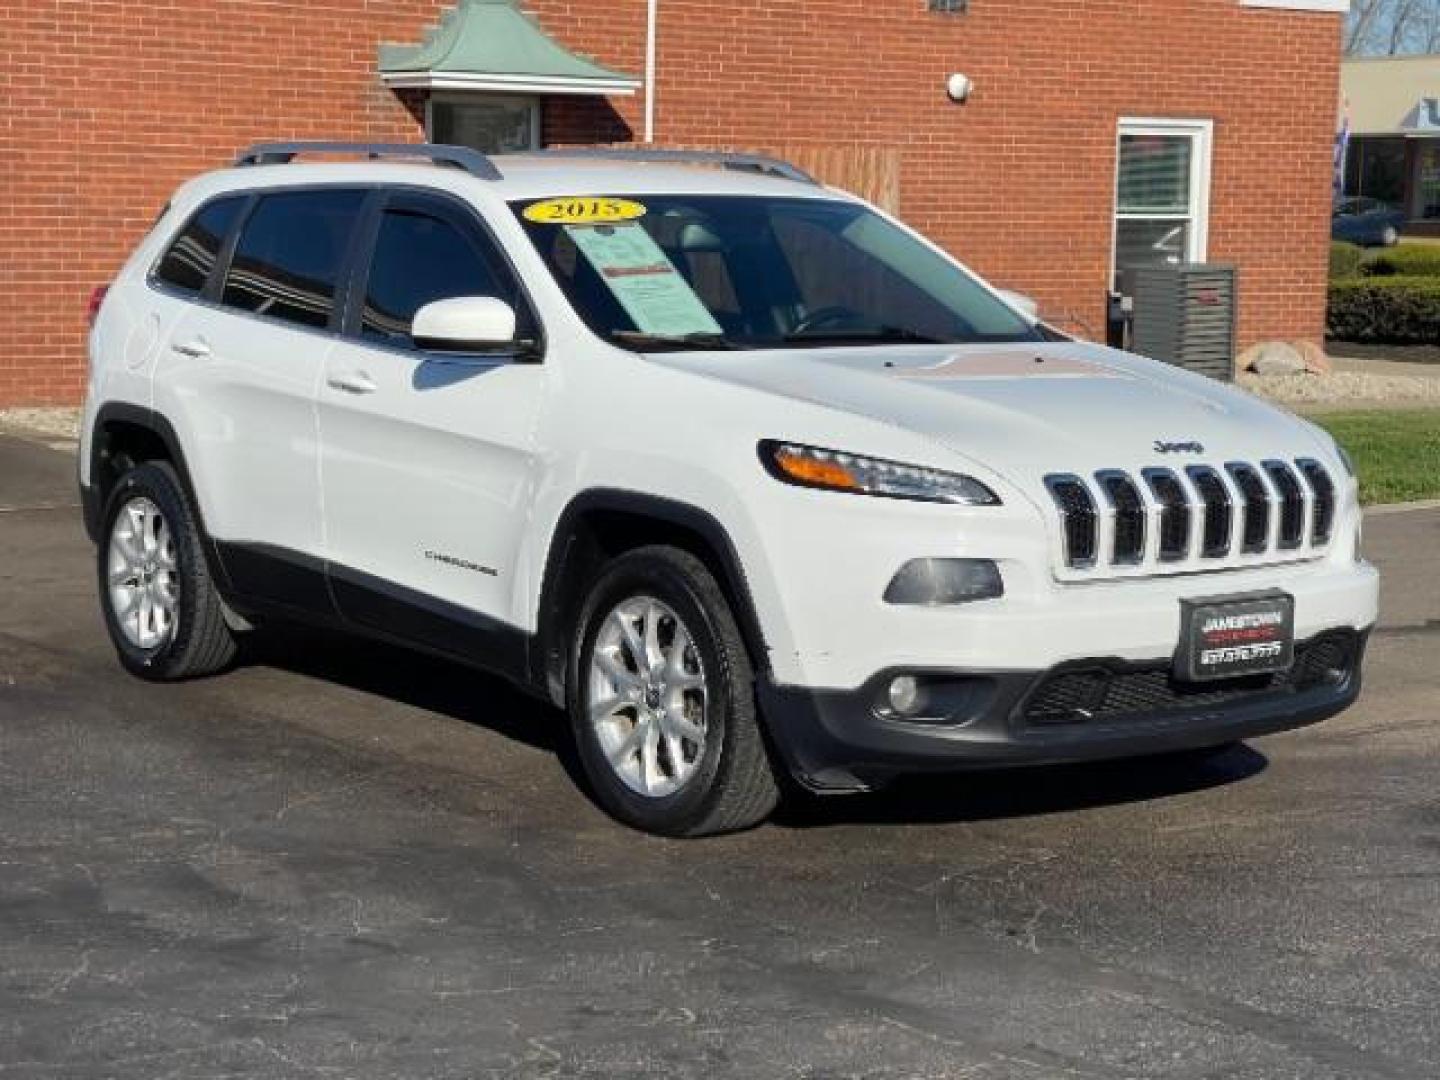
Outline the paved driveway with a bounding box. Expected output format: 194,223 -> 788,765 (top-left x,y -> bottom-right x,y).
1,432 -> 1437,1078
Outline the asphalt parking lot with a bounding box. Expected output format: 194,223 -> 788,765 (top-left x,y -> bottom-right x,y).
2,430 -> 1437,1079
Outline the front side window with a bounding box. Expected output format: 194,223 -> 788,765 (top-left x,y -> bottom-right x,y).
221,190 -> 365,329
512,195 -> 1040,350
153,196 -> 245,295
1113,119 -> 1212,285
360,207 -> 514,343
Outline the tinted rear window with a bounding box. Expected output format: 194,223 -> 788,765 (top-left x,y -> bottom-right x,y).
153,196 -> 245,296
222,190 -> 365,329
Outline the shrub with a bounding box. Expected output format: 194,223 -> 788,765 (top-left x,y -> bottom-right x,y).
1330,241 -> 1365,280
1327,276 -> 1440,344
1363,244 -> 1440,279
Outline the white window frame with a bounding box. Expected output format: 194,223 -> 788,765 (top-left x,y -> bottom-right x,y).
1112,117 -> 1214,279
425,92 -> 542,152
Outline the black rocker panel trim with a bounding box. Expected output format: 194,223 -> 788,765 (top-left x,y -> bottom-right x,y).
327,560 -> 529,683
212,540 -> 534,691
220,542 -> 335,617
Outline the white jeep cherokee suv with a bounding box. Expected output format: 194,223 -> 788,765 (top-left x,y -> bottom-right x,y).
82,142 -> 1379,836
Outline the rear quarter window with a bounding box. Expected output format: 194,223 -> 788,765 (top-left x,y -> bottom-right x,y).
152,196 -> 246,296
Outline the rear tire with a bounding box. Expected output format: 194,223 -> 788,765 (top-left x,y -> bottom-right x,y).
98,461 -> 237,681
1381,225 -> 1399,247
568,546 -> 779,837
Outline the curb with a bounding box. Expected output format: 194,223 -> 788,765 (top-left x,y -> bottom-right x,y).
1366,499 -> 1440,517
0,427 -> 79,454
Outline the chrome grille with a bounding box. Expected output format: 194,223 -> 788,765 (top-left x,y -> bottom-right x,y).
1296,458 -> 1335,545
1096,470 -> 1146,565
1044,459 -> 1336,575
1142,468 -> 1190,562
1226,463 -> 1271,554
1044,475 -> 1098,567
1263,460 -> 1306,550
1185,465 -> 1232,558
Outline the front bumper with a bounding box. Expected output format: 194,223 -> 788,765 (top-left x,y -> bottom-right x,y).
760,627 -> 1368,792
79,480 -> 101,544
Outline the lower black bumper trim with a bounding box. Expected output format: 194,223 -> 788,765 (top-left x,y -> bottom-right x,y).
759,629 -> 1368,793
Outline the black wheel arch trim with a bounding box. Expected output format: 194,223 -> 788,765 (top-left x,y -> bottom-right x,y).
86,402 -> 234,593
534,488 -> 773,706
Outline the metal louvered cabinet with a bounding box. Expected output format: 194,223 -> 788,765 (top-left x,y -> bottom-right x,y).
1129,264 -> 1238,382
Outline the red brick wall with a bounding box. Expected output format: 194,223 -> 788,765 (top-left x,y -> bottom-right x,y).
0,0 -> 1343,406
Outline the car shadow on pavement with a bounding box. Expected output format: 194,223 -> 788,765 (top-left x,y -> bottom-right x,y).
772,744 -> 1269,829
241,622 -> 565,754
239,621 -> 1268,831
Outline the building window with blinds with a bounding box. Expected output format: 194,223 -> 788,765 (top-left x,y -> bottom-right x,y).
1113,118 -> 1213,290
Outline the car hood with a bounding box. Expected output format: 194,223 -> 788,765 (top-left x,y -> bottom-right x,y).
654,341 -> 1325,474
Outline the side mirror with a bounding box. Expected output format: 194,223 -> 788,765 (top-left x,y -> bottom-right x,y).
995,288 -> 1041,320
412,296 -> 520,354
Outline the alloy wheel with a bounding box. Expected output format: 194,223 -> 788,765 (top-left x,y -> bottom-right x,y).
587,596 -> 708,797
107,496 -> 180,650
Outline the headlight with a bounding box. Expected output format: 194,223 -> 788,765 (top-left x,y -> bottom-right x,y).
760,441 -> 1000,505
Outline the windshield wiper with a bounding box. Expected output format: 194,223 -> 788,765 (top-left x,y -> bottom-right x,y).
610,330 -> 744,351
782,325 -> 956,345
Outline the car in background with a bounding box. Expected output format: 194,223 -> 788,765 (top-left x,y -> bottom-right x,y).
1332,196 -> 1405,247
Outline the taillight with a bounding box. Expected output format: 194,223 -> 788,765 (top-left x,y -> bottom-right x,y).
87,284 -> 110,328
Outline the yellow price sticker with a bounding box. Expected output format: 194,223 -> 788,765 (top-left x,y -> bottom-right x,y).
522,197 -> 648,225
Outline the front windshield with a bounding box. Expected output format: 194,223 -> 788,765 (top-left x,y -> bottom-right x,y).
511,195 -> 1041,351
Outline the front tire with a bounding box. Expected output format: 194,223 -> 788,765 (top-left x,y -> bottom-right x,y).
568,546 -> 780,837
98,461 -> 237,681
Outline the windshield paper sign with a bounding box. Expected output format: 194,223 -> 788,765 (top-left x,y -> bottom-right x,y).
565,223 -> 723,337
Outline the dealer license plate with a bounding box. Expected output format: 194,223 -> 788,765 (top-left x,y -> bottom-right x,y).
1176,591 -> 1295,683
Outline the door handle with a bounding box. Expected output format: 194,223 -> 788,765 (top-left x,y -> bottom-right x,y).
171,339 -> 211,359
327,370 -> 378,395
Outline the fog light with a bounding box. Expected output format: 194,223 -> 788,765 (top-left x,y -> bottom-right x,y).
887,675 -> 923,716
872,674 -> 999,725
884,558 -> 1003,605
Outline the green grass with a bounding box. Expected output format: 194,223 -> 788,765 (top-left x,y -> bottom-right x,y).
1314,410 -> 1440,506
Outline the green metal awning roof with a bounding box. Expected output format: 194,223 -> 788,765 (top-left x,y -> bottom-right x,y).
379,0 -> 640,96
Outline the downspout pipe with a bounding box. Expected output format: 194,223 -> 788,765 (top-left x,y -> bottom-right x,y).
644,0 -> 658,143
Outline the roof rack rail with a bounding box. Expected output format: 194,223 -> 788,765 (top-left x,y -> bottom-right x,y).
234,142 -> 502,181
509,148 -> 819,185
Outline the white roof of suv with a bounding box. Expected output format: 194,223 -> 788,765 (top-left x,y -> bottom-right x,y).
182,144 -> 852,206
485,157 -> 840,200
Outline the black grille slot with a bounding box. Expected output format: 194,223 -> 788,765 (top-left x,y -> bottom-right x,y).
1186,466 -> 1232,558
1296,459 -> 1335,545
1142,469 -> 1190,561
1226,463 -> 1270,553
1023,630 -> 1359,725
1045,475 -> 1098,567
1096,471 -> 1146,565
1264,460 -> 1305,550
